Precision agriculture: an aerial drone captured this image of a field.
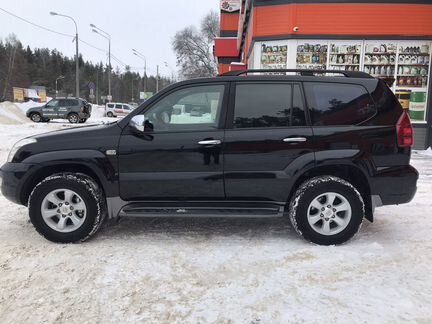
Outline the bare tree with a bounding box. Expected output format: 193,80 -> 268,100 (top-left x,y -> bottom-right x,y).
173,10 -> 220,79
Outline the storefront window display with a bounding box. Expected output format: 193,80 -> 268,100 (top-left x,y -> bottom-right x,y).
296,42 -> 328,70
260,43 -> 288,69
363,42 -> 397,78
329,43 -> 361,71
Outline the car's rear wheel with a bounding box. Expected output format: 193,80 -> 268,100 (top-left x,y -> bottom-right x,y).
30,112 -> 42,123
28,173 -> 106,243
289,176 -> 364,245
68,113 -> 79,123
79,118 -> 87,123
106,111 -> 114,118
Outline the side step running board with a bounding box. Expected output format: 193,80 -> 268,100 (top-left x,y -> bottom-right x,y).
119,202 -> 285,218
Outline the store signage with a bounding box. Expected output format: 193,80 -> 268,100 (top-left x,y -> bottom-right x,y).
220,0 -> 241,12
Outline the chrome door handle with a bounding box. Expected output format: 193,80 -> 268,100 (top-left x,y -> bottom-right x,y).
198,140 -> 222,145
283,137 -> 307,143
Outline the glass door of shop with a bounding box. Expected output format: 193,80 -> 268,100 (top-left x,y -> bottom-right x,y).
395,41 -> 431,122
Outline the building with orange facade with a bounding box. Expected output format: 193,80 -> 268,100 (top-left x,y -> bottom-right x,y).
215,0 -> 432,149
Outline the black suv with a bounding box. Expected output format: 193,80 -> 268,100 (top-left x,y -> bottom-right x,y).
0,69 -> 418,245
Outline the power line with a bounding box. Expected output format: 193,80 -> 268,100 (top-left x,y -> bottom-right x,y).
0,6 -> 130,69
0,7 -> 73,38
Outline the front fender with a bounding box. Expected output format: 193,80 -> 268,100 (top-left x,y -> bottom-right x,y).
22,149 -> 118,197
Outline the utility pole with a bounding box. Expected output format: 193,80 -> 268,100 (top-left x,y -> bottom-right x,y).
132,49 -> 147,99
131,77 -> 134,102
96,68 -> 99,105
91,24 -> 111,101
50,12 -> 79,98
55,75 -> 64,96
156,64 -> 159,93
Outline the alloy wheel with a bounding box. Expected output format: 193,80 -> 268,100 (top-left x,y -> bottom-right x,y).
307,192 -> 352,236
40,189 -> 87,233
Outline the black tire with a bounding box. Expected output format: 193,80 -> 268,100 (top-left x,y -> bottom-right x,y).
68,113 -> 79,123
28,173 -> 106,243
30,112 -> 42,123
289,176 -> 364,245
79,118 -> 87,123
106,111 -> 114,118
42,118 -> 50,123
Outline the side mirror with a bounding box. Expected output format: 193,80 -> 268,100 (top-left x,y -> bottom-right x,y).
129,115 -> 145,132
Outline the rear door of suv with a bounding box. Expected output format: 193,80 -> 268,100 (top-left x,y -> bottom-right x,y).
223,81 -> 314,203
303,81 -> 378,160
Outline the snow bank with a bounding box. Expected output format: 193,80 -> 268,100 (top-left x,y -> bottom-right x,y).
15,100 -> 45,113
0,102 -> 28,125
91,105 -> 107,119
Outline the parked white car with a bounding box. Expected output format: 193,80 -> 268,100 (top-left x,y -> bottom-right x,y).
105,103 -> 134,118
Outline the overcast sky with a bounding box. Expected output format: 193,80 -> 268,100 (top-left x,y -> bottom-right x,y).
0,0 -> 217,78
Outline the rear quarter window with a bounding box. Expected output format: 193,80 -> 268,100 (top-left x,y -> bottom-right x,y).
107,104 -> 114,108
304,82 -> 376,126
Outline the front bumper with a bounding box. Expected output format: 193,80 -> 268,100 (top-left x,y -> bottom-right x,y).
0,162 -> 38,205
370,165 -> 418,206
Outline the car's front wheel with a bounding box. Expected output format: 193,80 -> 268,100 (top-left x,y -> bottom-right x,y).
28,173 -> 106,243
29,112 -> 42,123
289,176 -> 364,245
79,118 -> 87,123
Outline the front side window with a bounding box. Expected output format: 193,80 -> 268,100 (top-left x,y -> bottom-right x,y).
141,84 -> 224,132
304,82 -> 376,126
233,83 -> 306,128
46,100 -> 59,108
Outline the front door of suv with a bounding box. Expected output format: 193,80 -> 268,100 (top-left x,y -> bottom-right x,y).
43,99 -> 60,118
118,83 -> 228,201
223,82 -> 314,203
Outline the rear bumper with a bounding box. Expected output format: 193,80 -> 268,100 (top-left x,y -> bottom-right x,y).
78,112 -> 91,119
370,165 -> 418,206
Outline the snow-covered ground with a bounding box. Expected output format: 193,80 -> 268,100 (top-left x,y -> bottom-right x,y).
0,121 -> 431,323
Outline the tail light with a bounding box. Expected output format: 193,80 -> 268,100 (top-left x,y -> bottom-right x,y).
396,111 -> 413,147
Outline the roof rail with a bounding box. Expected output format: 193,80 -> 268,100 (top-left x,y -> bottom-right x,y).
219,69 -> 373,78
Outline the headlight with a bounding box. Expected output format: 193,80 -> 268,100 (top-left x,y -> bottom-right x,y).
7,138 -> 37,163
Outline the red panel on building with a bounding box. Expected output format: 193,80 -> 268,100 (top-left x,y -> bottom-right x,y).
214,37 -> 239,57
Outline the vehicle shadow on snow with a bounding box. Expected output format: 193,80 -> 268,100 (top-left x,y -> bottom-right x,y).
99,216 -> 302,242
96,216 -> 378,245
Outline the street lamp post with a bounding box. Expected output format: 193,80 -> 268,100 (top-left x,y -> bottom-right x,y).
55,75 -> 64,96
91,24 -> 111,102
132,49 -> 147,98
50,11 -> 79,99
164,61 -> 176,83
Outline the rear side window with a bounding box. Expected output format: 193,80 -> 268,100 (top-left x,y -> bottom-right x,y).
115,104 -> 122,109
304,82 -> 376,126
69,99 -> 79,106
234,83 -> 306,128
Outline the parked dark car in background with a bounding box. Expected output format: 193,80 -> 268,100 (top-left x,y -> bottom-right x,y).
26,98 -> 91,123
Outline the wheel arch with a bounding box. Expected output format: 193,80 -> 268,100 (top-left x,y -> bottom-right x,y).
287,163 -> 373,222
20,161 -> 115,206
